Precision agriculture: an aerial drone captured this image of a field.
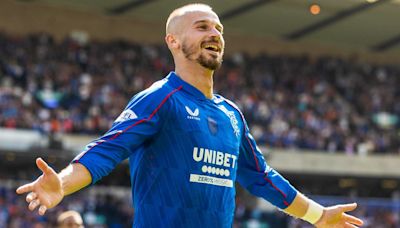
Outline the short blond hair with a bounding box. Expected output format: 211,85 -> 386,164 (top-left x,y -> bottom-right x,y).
166,3 -> 214,35
57,210 -> 84,227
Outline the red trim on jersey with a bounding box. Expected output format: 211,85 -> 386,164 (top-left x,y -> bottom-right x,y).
247,133 -> 290,205
244,132 -> 288,202
74,85 -> 183,162
263,172 -> 288,198
244,134 -> 261,172
222,99 -> 262,172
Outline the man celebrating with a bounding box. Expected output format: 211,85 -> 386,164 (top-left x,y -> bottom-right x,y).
17,4 -> 363,228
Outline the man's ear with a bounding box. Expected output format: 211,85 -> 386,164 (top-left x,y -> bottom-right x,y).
165,34 -> 180,49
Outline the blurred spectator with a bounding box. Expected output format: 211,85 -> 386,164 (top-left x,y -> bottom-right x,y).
57,210 -> 84,228
0,183 -> 133,228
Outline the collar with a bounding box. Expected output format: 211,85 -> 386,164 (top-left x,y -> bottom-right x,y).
166,71 -> 210,101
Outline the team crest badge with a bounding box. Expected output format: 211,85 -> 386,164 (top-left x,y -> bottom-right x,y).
207,117 -> 218,135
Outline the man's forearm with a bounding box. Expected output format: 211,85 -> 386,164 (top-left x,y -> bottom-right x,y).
59,163 -> 92,196
284,192 -> 308,217
284,192 -> 324,224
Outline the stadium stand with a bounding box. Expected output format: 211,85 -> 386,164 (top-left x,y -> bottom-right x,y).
1,0 -> 400,226
0,32 -> 399,227
1,33 -> 400,154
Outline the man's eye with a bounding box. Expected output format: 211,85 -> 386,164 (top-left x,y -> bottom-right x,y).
198,25 -> 208,30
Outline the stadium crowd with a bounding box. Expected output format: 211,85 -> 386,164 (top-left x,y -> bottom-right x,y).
0,183 -> 398,228
0,184 -> 132,228
1,33 -> 400,154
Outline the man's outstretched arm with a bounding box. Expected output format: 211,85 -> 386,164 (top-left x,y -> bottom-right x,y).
16,158 -> 92,215
237,115 -> 364,227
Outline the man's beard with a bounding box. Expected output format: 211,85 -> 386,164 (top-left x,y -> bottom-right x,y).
182,41 -> 223,70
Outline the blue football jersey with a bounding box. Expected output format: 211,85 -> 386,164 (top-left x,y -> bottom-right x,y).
73,72 -> 297,227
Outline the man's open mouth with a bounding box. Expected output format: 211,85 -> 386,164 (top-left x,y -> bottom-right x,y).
202,43 -> 221,53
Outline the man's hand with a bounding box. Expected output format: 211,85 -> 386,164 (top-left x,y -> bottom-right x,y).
314,203 -> 363,228
16,158 -> 64,215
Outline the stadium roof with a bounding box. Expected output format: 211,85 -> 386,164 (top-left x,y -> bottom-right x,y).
14,0 -> 400,58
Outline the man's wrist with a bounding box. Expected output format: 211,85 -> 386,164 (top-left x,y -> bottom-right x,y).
301,200 -> 324,224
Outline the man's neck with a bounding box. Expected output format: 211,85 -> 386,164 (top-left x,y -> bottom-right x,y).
175,63 -> 214,99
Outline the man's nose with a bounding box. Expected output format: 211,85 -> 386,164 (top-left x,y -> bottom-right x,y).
209,28 -> 222,40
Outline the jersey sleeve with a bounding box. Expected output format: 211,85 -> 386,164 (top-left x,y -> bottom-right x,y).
236,117 -> 297,209
73,83 -> 177,184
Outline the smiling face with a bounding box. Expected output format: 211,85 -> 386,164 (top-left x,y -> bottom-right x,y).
166,5 -> 225,70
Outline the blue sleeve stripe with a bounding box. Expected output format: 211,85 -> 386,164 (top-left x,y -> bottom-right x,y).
223,98 -> 291,206
73,85 -> 183,163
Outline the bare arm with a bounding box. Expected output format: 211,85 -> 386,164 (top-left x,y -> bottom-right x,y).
59,162 -> 92,196
283,192 -> 309,218
283,193 -> 364,227
16,158 -> 92,215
